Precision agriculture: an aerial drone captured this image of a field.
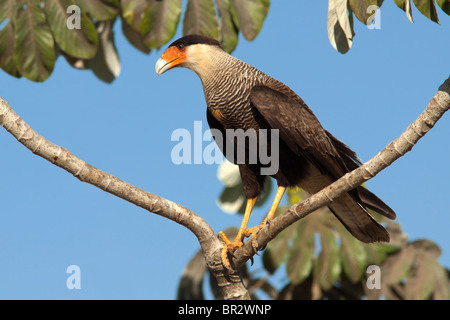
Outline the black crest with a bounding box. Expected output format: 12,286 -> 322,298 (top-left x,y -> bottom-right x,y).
169,34 -> 223,49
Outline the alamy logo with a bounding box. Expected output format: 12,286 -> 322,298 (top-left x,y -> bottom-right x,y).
366,265 -> 381,290
66,265 -> 81,290
171,121 -> 280,175
367,5 -> 381,30
66,5 -> 81,30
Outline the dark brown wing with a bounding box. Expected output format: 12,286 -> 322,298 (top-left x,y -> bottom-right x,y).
250,86 -> 349,181
250,86 -> 394,242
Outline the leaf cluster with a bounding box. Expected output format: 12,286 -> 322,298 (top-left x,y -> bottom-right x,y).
180,164 -> 450,300
261,188 -> 450,300
328,0 -> 450,53
0,0 -> 270,82
1,1 -> 448,81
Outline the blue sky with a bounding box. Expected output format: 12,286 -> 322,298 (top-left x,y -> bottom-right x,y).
0,1 -> 449,299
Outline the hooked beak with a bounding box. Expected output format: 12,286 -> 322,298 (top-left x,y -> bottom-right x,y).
155,46 -> 187,75
155,58 -> 170,75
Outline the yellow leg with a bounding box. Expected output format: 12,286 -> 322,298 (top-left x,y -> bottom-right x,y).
219,197 -> 257,269
245,186 -> 286,249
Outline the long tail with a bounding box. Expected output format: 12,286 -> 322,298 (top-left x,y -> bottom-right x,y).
325,130 -> 396,242
356,187 -> 396,220
329,193 -> 390,243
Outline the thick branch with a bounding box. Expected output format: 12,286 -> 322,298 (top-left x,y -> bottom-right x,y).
229,76 -> 450,270
0,97 -> 248,300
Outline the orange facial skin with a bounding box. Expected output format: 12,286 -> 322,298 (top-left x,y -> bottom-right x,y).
155,46 -> 187,75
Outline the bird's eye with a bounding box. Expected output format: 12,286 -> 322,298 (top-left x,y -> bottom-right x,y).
176,43 -> 185,51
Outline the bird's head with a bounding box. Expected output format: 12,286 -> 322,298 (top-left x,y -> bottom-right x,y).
155,34 -> 224,77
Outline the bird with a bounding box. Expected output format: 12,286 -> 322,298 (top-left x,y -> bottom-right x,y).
155,34 -> 396,269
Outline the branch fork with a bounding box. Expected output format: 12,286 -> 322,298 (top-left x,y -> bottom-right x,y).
1,76 -> 449,300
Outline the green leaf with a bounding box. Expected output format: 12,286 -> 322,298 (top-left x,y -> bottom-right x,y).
339,226 -> 368,282
121,18 -> 151,53
120,0 -> 149,32
216,161 -> 272,214
413,0 -> 440,23
103,0 -> 120,8
410,239 -> 442,258
436,0 -> 450,14
216,0 -> 239,53
14,0 -> 55,82
140,1 -> 158,35
364,242 -> 400,266
183,0 -> 219,39
286,218 -> 316,284
405,257 -> 437,299
402,241 -> 444,299
313,226 -> 341,291
217,161 -> 240,188
327,0 -> 354,54
143,0 -> 182,49
394,0 -> 414,22
430,262 -> 450,299
287,187 -> 305,205
262,214 -> 297,274
376,240 -> 450,300
90,21 -> 121,83
348,0 -> 384,24
177,250 -> 207,299
230,0 -> 270,41
381,245 -> 415,286
45,0 -> 99,59
216,161 -> 245,213
0,0 -> 19,77
78,0 -> 119,21
217,184 -> 246,214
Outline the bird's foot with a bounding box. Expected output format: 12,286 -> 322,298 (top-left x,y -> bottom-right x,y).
219,231 -> 244,270
244,223 -> 266,253
218,221 -> 269,269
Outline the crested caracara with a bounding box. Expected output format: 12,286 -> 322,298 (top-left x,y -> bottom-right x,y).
156,35 -> 396,269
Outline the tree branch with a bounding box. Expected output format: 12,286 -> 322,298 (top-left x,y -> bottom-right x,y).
0,96 -> 248,300
229,76 -> 450,270
1,76 -> 448,300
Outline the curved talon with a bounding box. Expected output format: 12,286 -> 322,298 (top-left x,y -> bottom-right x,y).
221,246 -> 231,270
219,231 -> 246,269
251,234 -> 259,252
242,225 -> 263,253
